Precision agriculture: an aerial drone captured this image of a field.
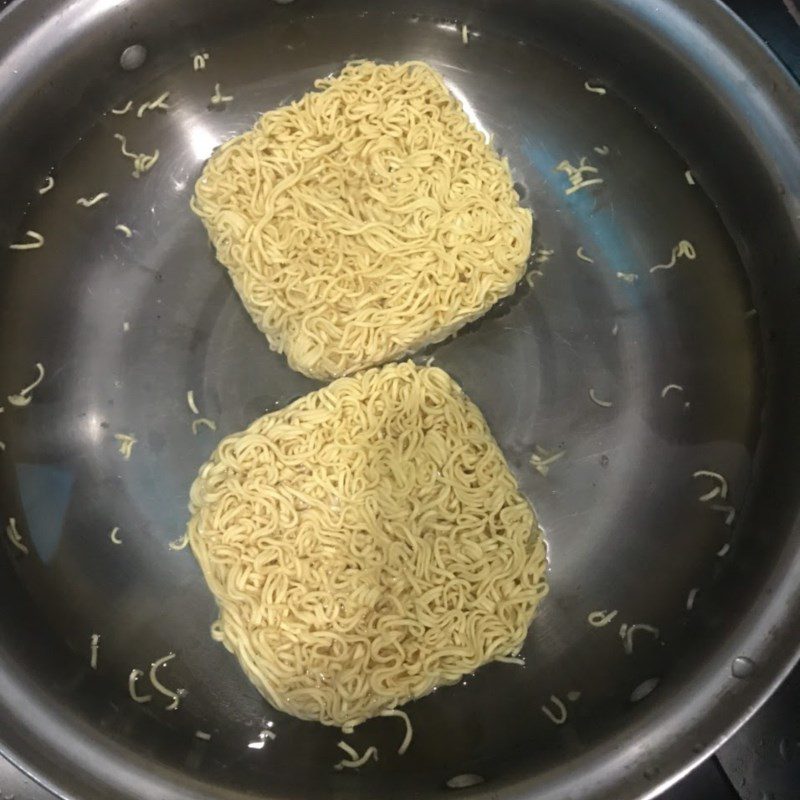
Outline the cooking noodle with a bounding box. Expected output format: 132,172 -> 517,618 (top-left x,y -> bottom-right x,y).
187,362 -> 547,727
191,60 -> 532,380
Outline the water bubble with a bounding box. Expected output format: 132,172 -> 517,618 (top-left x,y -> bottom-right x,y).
446,774 -> 484,789
630,677 -> 659,703
731,656 -> 756,679
119,44 -> 147,71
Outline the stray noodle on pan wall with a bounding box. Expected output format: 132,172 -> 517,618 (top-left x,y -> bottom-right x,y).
187,362 -> 547,728
191,60 -> 532,380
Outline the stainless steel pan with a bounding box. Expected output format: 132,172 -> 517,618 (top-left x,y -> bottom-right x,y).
1,1 -> 799,799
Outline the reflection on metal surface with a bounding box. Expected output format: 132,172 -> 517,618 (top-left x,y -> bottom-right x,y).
782,0 -> 800,27
247,729 -> 276,750
444,81 -> 490,141
185,121 -> 218,161
0,2 -> 798,800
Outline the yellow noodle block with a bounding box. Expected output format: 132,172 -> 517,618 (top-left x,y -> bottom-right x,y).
191,61 -> 532,379
187,362 -> 547,727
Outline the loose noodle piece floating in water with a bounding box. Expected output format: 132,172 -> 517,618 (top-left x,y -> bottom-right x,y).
111,100 -> 133,115
589,388 -> 613,408
114,433 -> 137,460
686,587 -> 700,611
555,157 -> 603,195
113,133 -> 159,178
128,668 -> 152,703
496,655 -> 525,666
150,653 -> 183,710
186,362 -> 548,727
380,709 -> 413,755
692,470 -> 728,502
9,230 -> 44,251
191,418 -> 216,435
191,61 -> 533,380
529,445 -> 565,477
525,269 -> 543,288
685,170 -> 695,185
584,81 -> 607,95
616,271 -> 638,284
593,145 -> 610,156
109,526 -> 122,545
587,609 -> 618,627
76,193 -> 109,207
576,247 -> 594,263
210,83 -> 233,105
461,23 -> 469,44
334,741 -> 378,771
711,503 -> 736,526
8,362 -> 45,407
337,741 -> 359,759
6,517 -> 28,555
649,240 -> 696,273
186,392 -> 216,433
39,176 -> 55,195
661,383 -> 684,398
541,695 -> 568,725
169,533 -> 189,551
192,52 -> 209,71
115,224 -> 133,238
623,624 -> 659,655
136,91 -> 170,118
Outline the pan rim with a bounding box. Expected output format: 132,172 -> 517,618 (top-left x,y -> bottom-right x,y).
0,0 -> 799,798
